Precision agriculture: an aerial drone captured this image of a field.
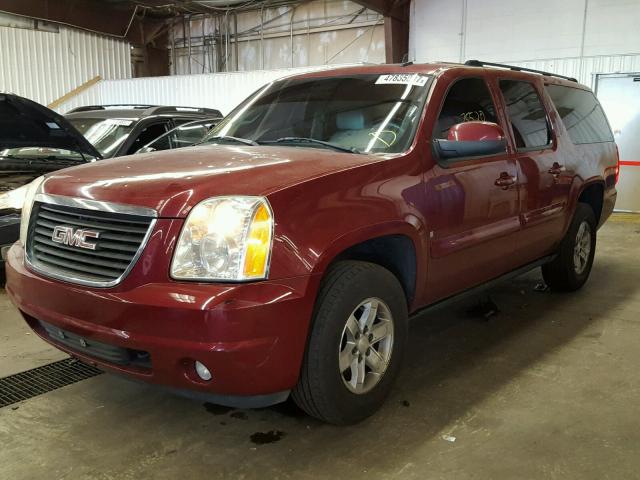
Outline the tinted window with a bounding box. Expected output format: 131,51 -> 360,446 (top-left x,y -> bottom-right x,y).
546,84 -> 613,144
434,77 -> 498,140
500,80 -> 551,149
126,122 -> 170,154
171,122 -> 211,147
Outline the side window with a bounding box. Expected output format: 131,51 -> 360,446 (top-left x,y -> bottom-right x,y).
127,121 -> 170,154
171,123 -> 210,148
545,84 -> 614,144
499,80 -> 551,150
434,77 -> 498,140
146,132 -> 171,151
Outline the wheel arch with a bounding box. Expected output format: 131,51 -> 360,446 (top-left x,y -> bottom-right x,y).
566,177 -> 605,233
313,221 -> 426,308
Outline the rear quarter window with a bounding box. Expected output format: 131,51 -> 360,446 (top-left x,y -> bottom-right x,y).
499,80 -> 551,150
545,84 -> 614,144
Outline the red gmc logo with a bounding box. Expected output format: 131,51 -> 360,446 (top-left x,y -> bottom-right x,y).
51,226 -> 100,250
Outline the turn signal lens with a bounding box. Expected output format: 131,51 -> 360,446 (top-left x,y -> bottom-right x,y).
243,204 -> 273,279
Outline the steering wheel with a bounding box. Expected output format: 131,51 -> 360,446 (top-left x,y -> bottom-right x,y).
368,121 -> 403,148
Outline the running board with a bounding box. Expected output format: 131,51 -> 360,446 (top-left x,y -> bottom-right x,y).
411,255 -> 556,318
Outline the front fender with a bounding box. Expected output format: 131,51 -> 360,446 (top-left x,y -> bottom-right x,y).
265,154 -> 427,289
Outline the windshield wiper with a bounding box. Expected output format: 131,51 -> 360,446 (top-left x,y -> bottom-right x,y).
260,137 -> 360,154
201,135 -> 259,146
0,154 -> 85,164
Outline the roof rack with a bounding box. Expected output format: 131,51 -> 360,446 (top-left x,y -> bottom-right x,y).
464,60 -> 578,83
148,106 -> 223,117
67,104 -> 156,113
66,105 -> 223,117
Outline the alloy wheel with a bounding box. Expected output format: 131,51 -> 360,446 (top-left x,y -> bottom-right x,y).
338,297 -> 394,394
573,220 -> 592,274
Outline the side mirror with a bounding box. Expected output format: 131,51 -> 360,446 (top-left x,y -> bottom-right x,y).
434,121 -> 506,160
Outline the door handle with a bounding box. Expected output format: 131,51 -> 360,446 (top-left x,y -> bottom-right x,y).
548,162 -> 565,175
494,172 -> 516,189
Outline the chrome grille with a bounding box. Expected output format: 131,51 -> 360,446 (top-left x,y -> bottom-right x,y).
26,195 -> 156,287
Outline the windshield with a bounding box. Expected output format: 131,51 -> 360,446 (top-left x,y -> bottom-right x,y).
202,73 -> 431,154
67,117 -> 135,157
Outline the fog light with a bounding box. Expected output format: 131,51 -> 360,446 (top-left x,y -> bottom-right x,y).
194,361 -> 212,381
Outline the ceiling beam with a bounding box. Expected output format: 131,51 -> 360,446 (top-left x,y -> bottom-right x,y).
0,0 -> 139,38
352,0 -> 410,63
351,0 -> 409,21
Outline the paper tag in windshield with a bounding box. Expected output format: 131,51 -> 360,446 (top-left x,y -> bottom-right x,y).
106,119 -> 134,127
376,74 -> 428,86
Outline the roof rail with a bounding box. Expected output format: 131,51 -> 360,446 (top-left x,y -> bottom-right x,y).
464,60 -> 578,83
147,106 -> 223,117
67,104 -> 156,113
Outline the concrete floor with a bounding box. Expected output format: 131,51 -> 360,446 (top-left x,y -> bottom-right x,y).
1,216 -> 639,480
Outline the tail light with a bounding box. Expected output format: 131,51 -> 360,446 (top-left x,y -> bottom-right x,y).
615,144 -> 620,184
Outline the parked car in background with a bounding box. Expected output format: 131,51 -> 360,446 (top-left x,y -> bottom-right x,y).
0,98 -> 223,281
65,105 -> 223,159
6,62 -> 618,424
0,93 -> 101,280
136,118 -> 218,153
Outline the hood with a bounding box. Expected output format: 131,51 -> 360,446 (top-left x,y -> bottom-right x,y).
41,145 -> 381,217
0,93 -> 102,159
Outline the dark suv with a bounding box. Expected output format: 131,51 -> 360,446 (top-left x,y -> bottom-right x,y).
6,61 -> 618,424
65,105 -> 222,159
0,98 -> 222,279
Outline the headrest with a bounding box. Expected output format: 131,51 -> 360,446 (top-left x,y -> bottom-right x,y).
336,111 -> 366,130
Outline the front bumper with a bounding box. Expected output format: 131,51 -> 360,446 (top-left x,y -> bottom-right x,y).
0,213 -> 20,260
6,244 -> 321,406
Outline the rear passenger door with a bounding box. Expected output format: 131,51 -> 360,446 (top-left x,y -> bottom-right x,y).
424,77 -> 520,302
498,79 -> 571,264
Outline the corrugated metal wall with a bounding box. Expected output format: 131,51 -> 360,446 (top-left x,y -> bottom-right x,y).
170,0 -> 384,74
55,64 -> 358,115
509,55 -> 640,89
409,0 -> 640,87
0,13 -> 131,107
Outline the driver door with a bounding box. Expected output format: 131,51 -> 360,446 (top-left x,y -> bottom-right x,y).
423,76 -> 520,303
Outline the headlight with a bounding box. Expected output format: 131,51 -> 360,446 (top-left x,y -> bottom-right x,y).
19,176 -> 46,246
0,184 -> 30,211
171,196 -> 273,281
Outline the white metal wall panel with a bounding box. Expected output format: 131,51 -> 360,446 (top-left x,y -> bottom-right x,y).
510,55 -> 640,89
408,0 -> 640,88
409,0 -> 640,65
55,64 -> 359,115
0,15 -> 131,107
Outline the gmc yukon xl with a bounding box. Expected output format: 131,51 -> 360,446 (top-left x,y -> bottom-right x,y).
6,61 -> 618,424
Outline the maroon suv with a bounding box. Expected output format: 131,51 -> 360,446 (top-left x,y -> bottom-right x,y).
6,61 -> 618,424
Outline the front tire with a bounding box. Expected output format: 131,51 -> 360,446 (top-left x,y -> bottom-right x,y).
292,261 -> 408,425
542,202 -> 597,292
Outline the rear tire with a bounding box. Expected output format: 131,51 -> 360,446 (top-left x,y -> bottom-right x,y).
292,261 -> 408,425
542,203 -> 597,292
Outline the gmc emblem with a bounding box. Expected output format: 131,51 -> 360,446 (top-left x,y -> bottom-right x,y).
51,226 -> 100,250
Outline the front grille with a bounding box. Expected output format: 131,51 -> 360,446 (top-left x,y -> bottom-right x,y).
39,320 -> 152,369
26,201 -> 155,286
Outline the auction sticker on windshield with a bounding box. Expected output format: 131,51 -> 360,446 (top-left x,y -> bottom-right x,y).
375,74 -> 429,86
